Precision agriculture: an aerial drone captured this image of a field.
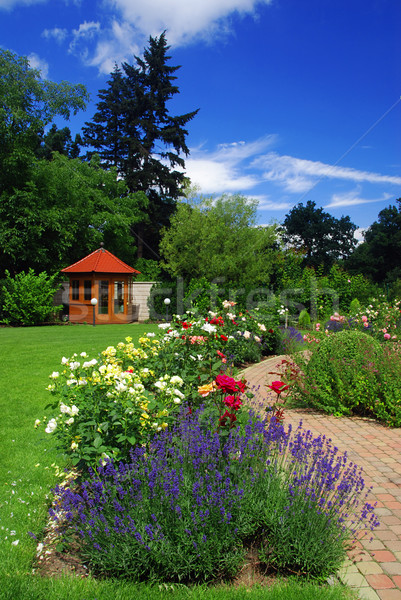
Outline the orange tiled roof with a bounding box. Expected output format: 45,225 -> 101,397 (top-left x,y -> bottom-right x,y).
61,248 -> 140,274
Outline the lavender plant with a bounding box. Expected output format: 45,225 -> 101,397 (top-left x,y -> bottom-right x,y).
50,408 -> 378,582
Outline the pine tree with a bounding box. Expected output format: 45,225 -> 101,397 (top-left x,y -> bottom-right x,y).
82,33 -> 198,258
82,64 -> 127,169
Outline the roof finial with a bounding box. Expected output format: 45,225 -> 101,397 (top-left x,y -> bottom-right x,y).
100,242 -> 104,252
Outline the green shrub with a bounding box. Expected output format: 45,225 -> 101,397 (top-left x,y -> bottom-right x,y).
1,269 -> 61,326
133,258 -> 162,281
297,309 -> 311,330
349,298 -> 361,315
183,277 -> 223,314
289,330 -> 401,425
225,334 -> 262,365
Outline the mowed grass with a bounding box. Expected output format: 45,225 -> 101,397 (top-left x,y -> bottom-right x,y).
0,324 -> 355,600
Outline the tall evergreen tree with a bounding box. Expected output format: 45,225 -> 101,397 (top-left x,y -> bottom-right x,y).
82,33 -> 198,258
82,65 -> 127,169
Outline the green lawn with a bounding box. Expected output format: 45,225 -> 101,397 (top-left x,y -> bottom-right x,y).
0,324 -> 355,600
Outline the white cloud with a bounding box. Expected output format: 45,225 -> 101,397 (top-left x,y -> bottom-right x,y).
324,189 -> 392,209
253,152 -> 401,193
42,27 -> 68,43
27,52 -> 49,77
185,136 -> 275,194
67,19 -> 140,73
108,0 -> 273,46
71,20 -> 101,40
185,156 -> 258,193
354,227 -> 366,243
65,0 -> 274,72
0,0 -> 46,9
252,196 -> 292,211
68,20 -> 102,64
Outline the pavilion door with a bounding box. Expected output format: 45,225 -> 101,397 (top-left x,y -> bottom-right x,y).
113,281 -> 125,315
98,280 -> 109,316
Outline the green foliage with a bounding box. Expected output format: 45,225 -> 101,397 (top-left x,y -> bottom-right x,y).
346,198 -> 401,284
160,195 -> 278,286
183,277 -> 223,314
132,258 -> 162,281
289,330 -> 401,425
0,48 -> 88,192
1,269 -> 61,326
0,153 -> 148,275
349,298 -> 361,315
275,263 -> 378,321
390,278 -> 401,301
35,124 -> 82,160
281,201 -> 357,272
0,49 -> 148,276
298,309 -> 311,330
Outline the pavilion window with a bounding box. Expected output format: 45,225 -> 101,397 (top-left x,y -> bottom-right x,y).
84,280 -> 92,301
114,281 -> 125,314
99,280 -> 109,314
72,280 -> 80,300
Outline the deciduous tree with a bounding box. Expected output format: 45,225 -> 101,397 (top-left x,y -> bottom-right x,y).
346,199 -> 401,283
0,153 -> 148,276
0,48 -> 88,192
281,201 -> 357,272
159,194 -> 278,286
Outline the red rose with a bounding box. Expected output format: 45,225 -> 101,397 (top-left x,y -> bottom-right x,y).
224,395 -> 242,411
215,374 -> 246,394
220,334 -> 228,341
219,410 -> 237,427
268,380 -> 289,395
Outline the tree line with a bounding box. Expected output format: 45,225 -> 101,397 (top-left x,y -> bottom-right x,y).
1,35 -> 400,289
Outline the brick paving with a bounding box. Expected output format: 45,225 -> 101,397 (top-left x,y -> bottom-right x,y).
240,356 -> 401,600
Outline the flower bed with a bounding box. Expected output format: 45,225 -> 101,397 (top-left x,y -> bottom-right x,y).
36,301 -> 381,582
50,407 -> 378,583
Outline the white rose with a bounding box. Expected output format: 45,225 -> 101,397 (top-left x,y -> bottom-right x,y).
45,419 -> 57,434
201,323 -> 216,334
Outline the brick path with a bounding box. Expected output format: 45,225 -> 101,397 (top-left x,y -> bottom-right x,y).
240,356 -> 401,600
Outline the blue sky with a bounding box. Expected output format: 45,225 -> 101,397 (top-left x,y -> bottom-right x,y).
1,0 -> 400,238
